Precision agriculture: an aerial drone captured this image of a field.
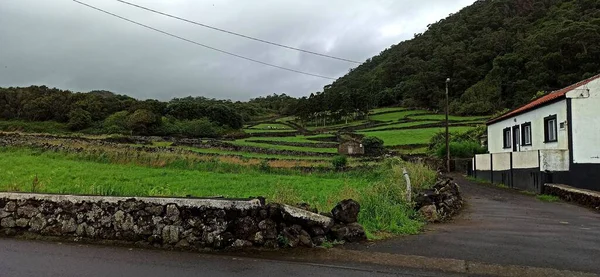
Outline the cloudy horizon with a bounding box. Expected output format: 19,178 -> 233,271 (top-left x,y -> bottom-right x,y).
0,0 -> 476,101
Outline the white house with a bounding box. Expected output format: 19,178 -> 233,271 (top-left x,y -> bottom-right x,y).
473,73 -> 600,192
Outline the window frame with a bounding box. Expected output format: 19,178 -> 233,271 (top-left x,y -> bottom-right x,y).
503,127 -> 512,149
521,122 -> 532,146
544,115 -> 558,143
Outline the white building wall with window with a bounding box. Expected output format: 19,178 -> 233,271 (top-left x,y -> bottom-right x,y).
487,100 -> 568,153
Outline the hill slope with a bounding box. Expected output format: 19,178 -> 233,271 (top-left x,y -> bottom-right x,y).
303,0 -> 600,116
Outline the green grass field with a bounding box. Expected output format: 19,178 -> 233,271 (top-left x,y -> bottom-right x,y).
406,114 -> 488,122
183,147 -> 332,160
361,120 -> 439,132
229,139 -> 337,153
247,135 -> 337,144
369,110 -> 429,122
0,149 -> 366,211
306,120 -> 368,131
370,107 -> 406,114
359,127 -> 475,146
0,148 -> 436,237
247,123 -> 294,130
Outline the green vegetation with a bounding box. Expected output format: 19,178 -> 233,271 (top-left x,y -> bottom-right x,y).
229,139 -> 337,153
406,114 -> 488,122
182,147 -> 330,161
243,128 -> 295,134
370,107 -> 406,114
247,135 -> 335,144
295,0 -> 600,116
370,110 -> 429,122
361,121 -> 438,132
331,156 -> 348,170
537,194 -> 560,202
0,120 -> 69,134
247,123 -> 293,130
359,127 -> 474,146
435,141 -> 487,159
0,148 -> 436,237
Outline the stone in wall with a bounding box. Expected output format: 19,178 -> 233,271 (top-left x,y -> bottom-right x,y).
415,177 -> 463,222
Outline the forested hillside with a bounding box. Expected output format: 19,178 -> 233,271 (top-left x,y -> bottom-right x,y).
0,86 -> 270,136
296,0 -> 600,117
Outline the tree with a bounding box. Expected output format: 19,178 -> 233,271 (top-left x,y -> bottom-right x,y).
103,111 -> 129,134
127,109 -> 160,135
67,108 -> 92,130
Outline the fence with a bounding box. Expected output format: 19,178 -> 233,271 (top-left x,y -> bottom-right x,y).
472,150 -> 570,193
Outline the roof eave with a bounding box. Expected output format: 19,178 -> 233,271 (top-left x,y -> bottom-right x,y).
485,95 -> 567,126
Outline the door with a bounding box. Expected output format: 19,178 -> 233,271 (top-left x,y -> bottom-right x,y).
512,125 -> 520,152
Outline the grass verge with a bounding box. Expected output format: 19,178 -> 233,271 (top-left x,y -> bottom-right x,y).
536,194 -> 560,202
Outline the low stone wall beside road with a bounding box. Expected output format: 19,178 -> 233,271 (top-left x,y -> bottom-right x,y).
0,193 -> 366,250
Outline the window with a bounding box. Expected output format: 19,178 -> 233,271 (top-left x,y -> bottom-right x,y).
544,115 -> 558,143
503,128 -> 511,149
521,122 -> 532,146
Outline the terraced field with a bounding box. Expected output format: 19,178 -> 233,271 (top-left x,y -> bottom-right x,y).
234,107 -> 488,155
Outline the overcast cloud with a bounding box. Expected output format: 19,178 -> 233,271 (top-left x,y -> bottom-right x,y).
0,0 -> 475,100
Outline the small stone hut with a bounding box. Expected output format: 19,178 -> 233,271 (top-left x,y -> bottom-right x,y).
338,140 -> 364,156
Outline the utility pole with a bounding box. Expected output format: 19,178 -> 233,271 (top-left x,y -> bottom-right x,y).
445,78 -> 451,173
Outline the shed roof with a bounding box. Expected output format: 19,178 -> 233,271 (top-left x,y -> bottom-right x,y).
487,74 -> 600,125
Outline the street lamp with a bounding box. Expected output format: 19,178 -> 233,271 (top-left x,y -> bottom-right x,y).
445,78 -> 450,173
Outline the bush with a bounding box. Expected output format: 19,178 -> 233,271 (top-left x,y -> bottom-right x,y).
332,155 -> 348,170
435,141 -> 487,158
67,108 -> 92,131
362,136 -> 385,156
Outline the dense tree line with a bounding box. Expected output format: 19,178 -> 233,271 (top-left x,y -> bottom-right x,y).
0,86 -> 270,137
296,0 -> 600,116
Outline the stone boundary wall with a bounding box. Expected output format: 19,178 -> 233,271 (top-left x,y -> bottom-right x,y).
544,184 -> 600,211
0,193 -> 366,250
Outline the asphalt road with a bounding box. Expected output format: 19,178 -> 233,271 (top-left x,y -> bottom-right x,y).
346,174 -> 600,273
0,238 -> 469,277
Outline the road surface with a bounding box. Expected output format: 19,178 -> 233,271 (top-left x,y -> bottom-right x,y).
0,238 -> 467,277
346,174 -> 600,273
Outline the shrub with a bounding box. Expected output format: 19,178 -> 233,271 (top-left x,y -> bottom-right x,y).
67,108 -> 92,131
103,111 -> 129,134
362,136 -> 385,156
435,141 -> 487,159
331,155 -> 348,170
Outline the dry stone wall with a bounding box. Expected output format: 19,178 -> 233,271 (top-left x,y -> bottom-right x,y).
0,193 -> 366,250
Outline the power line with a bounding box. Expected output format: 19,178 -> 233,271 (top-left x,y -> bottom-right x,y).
72,0 -> 337,80
115,0 -> 361,64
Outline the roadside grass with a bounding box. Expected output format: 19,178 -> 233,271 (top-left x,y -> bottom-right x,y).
369,110 -> 429,122
0,120 -> 69,134
537,194 -> 560,202
358,127 -> 474,146
406,114 -> 489,122
0,148 -> 436,238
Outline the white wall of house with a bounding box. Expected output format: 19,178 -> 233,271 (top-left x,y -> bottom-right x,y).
568,78 -> 600,164
487,100 -> 568,154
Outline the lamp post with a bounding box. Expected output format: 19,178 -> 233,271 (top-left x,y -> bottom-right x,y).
445,78 -> 450,173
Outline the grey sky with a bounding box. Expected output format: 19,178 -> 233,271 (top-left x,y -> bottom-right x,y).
0,0 -> 475,100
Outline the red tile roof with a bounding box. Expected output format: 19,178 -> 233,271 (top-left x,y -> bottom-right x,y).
487,74 -> 600,125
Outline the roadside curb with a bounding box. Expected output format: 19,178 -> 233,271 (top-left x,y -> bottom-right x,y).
276,249 -> 599,277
